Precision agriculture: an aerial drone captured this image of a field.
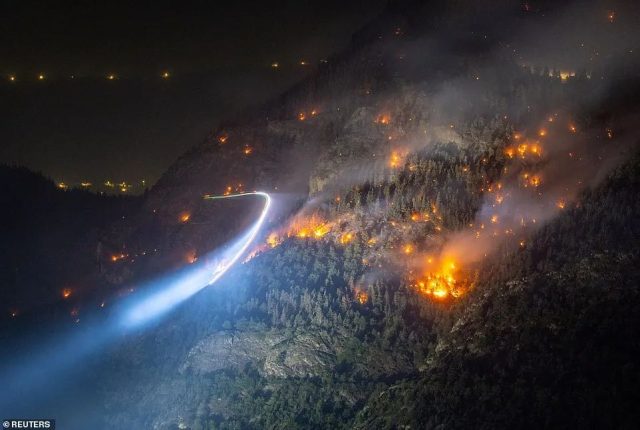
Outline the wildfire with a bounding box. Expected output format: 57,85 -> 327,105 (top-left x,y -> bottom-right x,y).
218,134 -> 228,144
267,232 -> 281,248
556,200 -> 566,209
111,253 -> 126,262
521,173 -> 541,188
339,232 -> 354,245
375,114 -> 391,125
569,124 -> 577,133
186,250 -> 198,264
62,288 -> 72,299
283,213 -> 332,240
559,71 -> 575,81
389,150 -> 405,168
243,145 -> 253,155
606,128 -> 613,139
505,141 -> 542,159
413,257 -> 463,300
607,10 -> 615,23
355,290 -> 368,304
298,112 -> 306,121
179,212 -> 191,223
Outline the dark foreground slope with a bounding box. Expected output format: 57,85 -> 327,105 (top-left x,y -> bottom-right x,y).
0,166 -> 140,319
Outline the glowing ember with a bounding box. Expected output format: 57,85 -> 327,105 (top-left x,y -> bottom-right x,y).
559,71 -> 575,81
375,114 -> 391,125
504,147 -> 515,158
522,173 -> 541,188
355,290 -> 368,304
111,253 -> 126,262
339,232 -> 354,245
266,232 -> 281,248
505,141 -> 542,159
274,213 -> 333,243
389,150 -> 405,168
186,250 -> 198,264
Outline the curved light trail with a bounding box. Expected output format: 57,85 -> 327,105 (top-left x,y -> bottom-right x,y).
122,191 -> 271,327
0,191 -> 271,413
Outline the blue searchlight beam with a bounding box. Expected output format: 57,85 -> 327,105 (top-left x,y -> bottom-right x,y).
0,192 -> 271,414
121,191 -> 271,327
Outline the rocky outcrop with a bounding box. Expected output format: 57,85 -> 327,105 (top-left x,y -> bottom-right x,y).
181,328 -> 342,378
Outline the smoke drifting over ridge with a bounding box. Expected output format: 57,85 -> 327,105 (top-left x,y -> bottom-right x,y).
262,0 -> 640,298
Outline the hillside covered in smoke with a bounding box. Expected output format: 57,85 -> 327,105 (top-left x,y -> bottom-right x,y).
5,0 -> 638,428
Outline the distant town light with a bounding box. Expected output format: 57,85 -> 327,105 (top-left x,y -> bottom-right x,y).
107,74 -> 116,80
271,62 -> 279,68
9,75 -> 15,82
38,74 -> 45,80
161,71 -> 170,79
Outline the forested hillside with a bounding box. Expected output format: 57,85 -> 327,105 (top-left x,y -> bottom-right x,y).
82,1 -> 640,429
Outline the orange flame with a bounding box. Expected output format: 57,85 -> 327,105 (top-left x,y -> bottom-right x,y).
355,290 -> 368,304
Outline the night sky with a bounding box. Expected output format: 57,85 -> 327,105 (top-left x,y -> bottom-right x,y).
0,0 -> 386,189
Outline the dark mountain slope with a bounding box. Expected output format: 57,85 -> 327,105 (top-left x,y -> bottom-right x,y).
355,155 -> 640,429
